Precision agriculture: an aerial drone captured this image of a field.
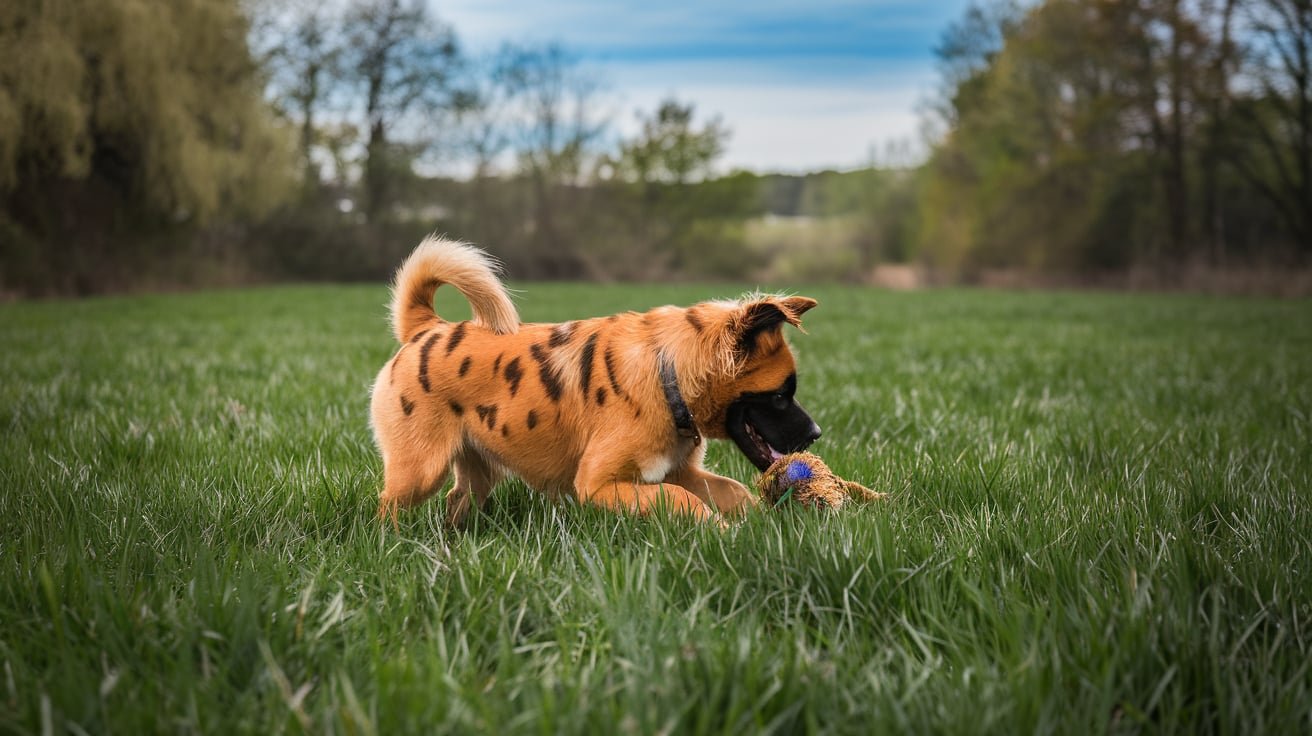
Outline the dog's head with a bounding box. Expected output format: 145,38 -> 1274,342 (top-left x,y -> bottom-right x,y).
689,295 -> 822,471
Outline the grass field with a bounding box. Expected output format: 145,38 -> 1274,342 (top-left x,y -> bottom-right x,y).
2,283 -> 1310,734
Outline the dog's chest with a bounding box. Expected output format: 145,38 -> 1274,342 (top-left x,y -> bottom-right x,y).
639,436 -> 700,483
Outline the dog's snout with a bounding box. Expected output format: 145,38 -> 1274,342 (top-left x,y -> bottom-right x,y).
789,399 -> 822,449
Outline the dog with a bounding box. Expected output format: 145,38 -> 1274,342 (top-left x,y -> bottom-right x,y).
370,236 -> 822,527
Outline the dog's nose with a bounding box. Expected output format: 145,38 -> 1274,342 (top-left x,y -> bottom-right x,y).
807,423 -> 822,443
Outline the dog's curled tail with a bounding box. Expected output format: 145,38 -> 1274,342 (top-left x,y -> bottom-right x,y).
389,236 -> 520,343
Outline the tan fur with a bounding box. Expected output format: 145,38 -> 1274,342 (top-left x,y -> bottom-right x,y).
370,238 -> 817,526
388,235 -> 520,342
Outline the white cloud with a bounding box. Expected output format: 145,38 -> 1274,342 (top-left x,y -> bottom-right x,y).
609,67 -> 938,172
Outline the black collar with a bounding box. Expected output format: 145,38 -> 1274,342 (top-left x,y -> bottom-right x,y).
659,357 -> 701,443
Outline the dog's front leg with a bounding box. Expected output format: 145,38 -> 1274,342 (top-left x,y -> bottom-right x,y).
574,452 -> 717,522
667,466 -> 760,516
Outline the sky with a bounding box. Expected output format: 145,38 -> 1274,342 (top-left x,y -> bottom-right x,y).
437,1 -> 975,174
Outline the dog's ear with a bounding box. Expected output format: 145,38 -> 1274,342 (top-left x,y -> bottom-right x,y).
733,296 -> 816,354
780,296 -> 818,321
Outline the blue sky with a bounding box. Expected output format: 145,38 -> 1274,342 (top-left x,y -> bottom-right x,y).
438,1 -> 975,173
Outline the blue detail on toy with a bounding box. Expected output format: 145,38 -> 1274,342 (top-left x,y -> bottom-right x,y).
784,460 -> 813,484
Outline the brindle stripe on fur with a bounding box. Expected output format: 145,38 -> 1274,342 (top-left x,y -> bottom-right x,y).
579,332 -> 599,397
504,357 -> 524,396
475,404 -> 498,430
459,356 -> 472,377
549,322 -> 574,347
526,410 -> 538,430
445,322 -> 468,355
410,329 -> 430,344
448,400 -> 464,415
418,332 -> 442,392
596,387 -> 607,405
603,347 -> 627,398
529,343 -> 564,401
400,395 -> 415,415
493,353 -> 503,376
501,425 -> 509,438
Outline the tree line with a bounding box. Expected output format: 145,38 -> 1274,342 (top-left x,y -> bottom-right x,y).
918,0 -> 1311,280
1,0 -> 1308,296
1,0 -> 743,294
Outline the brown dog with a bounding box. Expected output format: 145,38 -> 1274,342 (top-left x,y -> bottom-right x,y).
370,236 -> 822,526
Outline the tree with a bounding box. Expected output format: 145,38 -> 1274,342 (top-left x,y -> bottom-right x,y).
921,0 -> 1154,274
917,0 -> 1302,277
439,52 -> 522,253
616,99 -> 729,187
1232,0 -> 1312,250
345,0 -> 460,222
1197,0 -> 1242,261
496,43 -> 609,277
254,0 -> 346,190
0,0 -> 294,294
607,98 -> 736,276
453,54 -> 517,180
932,1 -> 1023,127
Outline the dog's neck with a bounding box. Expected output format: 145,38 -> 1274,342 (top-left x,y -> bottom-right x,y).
659,357 -> 701,444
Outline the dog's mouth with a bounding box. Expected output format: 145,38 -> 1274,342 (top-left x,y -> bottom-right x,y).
726,402 -> 819,472
739,418 -> 786,470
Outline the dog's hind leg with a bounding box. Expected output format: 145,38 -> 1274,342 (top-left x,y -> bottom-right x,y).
445,449 -> 503,529
377,435 -> 459,522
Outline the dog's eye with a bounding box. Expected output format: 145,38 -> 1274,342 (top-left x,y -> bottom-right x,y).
770,394 -> 789,411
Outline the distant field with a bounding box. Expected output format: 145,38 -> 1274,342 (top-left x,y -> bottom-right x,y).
744,215 -> 866,281
2,284 -> 1310,733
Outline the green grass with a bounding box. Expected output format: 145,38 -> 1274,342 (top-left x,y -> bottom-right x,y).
2,283 -> 1310,734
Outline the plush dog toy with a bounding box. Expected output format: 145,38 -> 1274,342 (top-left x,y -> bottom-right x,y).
755,452 -> 886,509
